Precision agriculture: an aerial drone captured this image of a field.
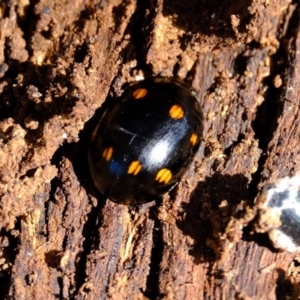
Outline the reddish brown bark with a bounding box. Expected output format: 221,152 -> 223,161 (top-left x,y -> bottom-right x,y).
0,0 -> 300,299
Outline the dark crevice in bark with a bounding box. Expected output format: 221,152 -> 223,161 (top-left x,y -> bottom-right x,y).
0,223 -> 20,300
249,3 -> 300,198
16,0 -> 39,58
275,268 -> 300,300
120,0 -> 158,78
73,204 -> 105,297
144,198 -> 164,299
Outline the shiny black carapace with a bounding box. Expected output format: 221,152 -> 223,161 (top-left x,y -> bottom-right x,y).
89,78 -> 204,205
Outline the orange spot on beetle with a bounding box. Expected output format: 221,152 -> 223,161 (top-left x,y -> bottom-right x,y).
169,104 -> 184,119
155,168 -> 172,184
128,161 -> 142,175
133,88 -> 148,99
102,147 -> 113,161
190,133 -> 198,146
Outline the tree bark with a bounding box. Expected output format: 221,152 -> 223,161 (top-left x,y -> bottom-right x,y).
0,0 -> 299,299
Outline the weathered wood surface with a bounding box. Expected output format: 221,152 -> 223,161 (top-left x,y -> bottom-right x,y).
0,0 -> 300,299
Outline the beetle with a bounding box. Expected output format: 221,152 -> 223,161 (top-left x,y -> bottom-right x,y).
88,77 -> 204,205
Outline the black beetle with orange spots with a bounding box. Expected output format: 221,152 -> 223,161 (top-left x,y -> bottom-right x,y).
89,77 -> 204,205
